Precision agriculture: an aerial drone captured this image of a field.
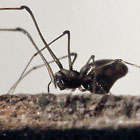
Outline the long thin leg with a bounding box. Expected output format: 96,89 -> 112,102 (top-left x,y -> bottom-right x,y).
84,55 -> 96,93
116,59 -> 140,68
63,31 -> 72,70
95,59 -> 140,71
85,55 -> 95,66
9,52 -> 77,93
0,28 -> 55,93
0,6 -> 64,69
36,30 -> 73,70
34,30 -> 71,60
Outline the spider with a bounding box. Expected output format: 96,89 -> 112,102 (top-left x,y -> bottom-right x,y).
0,5 -> 140,94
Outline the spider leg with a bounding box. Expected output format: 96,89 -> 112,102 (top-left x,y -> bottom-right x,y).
0,28 -> 54,94
84,55 -> 96,93
0,6 -> 63,69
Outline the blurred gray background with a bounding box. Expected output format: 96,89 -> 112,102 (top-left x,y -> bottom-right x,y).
0,0 -> 140,95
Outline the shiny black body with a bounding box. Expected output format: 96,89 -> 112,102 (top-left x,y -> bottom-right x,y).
55,59 -> 128,94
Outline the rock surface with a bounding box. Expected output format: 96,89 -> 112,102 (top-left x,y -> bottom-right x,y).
0,93 -> 140,140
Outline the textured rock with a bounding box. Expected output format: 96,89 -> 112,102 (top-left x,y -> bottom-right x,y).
0,93 -> 140,139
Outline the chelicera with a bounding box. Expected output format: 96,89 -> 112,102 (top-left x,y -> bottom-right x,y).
0,5 -> 139,94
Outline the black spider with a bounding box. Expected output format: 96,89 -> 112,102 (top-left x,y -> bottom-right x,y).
0,6 -> 139,94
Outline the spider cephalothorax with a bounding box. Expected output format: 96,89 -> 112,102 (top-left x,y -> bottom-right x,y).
54,69 -> 81,90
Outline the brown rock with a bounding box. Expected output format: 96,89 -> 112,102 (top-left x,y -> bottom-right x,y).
0,93 -> 140,139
